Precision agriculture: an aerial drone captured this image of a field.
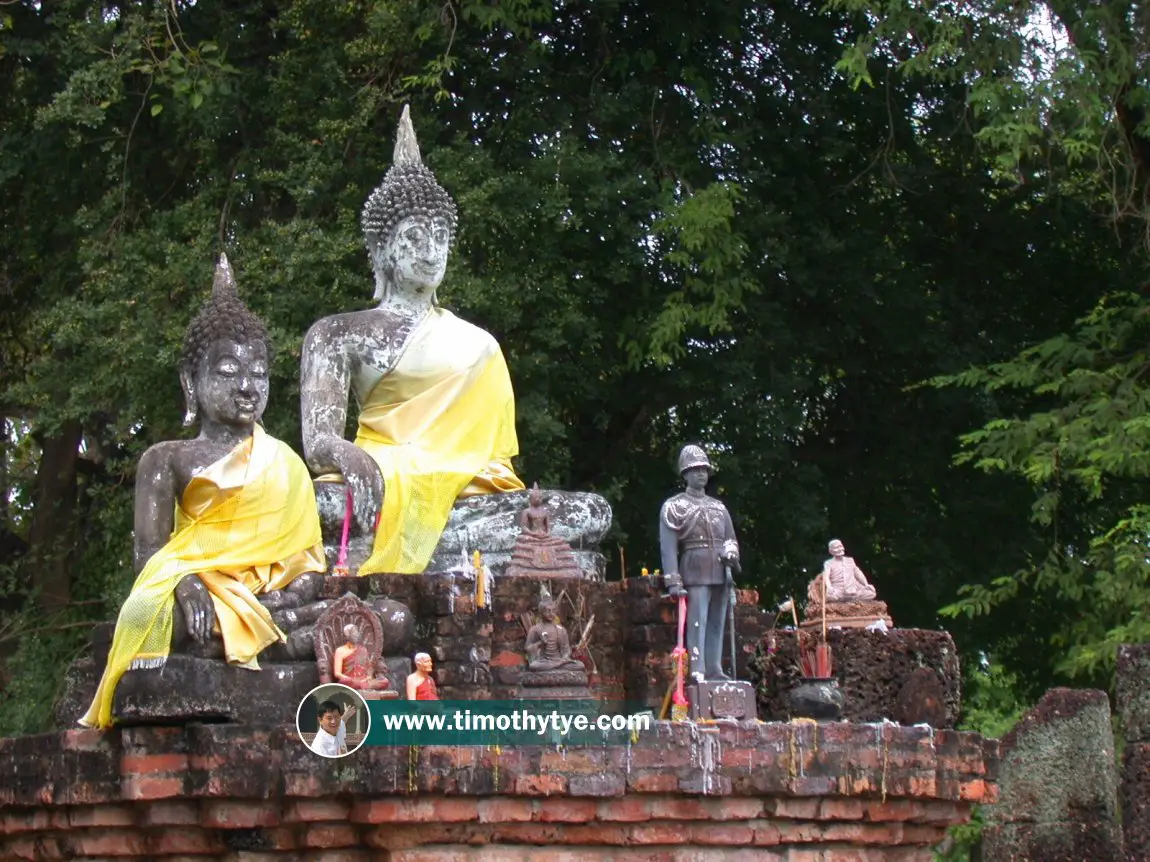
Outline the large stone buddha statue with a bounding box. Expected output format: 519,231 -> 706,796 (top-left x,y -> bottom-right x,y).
80,256 -> 327,728
301,107 -> 610,576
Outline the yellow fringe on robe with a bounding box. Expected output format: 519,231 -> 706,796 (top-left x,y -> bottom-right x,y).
356,308 -> 524,575
80,425 -> 326,729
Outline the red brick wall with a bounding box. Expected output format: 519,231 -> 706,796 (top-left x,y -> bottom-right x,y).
0,720 -> 997,860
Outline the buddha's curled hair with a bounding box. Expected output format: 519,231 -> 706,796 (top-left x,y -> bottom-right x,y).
360,105 -> 458,250
181,254 -> 270,375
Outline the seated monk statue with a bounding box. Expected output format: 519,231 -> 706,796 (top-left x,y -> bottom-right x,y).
300,105 -> 611,576
804,539 -> 892,629
406,652 -> 439,700
333,623 -> 391,691
80,256 -> 326,728
524,598 -> 583,671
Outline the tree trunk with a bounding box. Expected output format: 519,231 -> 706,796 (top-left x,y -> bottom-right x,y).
27,421 -> 82,613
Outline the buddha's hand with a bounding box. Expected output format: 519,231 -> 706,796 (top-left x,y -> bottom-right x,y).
325,439 -> 384,534
175,574 -> 216,643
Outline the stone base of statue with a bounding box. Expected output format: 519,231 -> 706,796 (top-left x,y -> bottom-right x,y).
516,667 -> 592,700
315,483 -> 612,578
686,680 -> 756,721
801,599 -> 893,630
505,536 -> 584,580
54,587 -> 416,727
749,628 -> 960,727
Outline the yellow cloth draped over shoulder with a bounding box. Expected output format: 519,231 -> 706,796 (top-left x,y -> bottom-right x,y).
356,307 -> 524,575
80,426 -> 326,729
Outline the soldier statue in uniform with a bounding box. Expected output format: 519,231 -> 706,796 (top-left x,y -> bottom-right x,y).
659,445 -> 741,682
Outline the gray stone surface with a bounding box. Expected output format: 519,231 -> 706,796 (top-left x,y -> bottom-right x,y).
318,481 -> 612,578
983,687 -> 1122,862
1118,643 -> 1150,744
111,654 -> 320,725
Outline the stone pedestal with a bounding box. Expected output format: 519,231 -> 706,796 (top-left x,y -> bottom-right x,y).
515,667 -> 592,700
686,680 -> 756,721
748,627 -> 961,727
118,655 -> 320,726
801,598 -> 893,630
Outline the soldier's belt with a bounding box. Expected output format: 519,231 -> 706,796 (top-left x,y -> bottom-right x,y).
681,540 -> 717,551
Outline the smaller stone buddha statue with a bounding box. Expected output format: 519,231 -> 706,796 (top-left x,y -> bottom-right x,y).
518,595 -> 591,699
505,484 -> 583,579
79,256 -> 327,729
333,623 -> 392,692
406,652 -> 439,700
524,598 -> 583,671
803,539 -> 893,629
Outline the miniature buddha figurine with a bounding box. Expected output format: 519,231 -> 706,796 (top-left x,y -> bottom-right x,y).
406,652 -> 438,700
659,444 -> 740,682
333,623 -> 392,692
300,106 -> 611,575
803,539 -> 893,629
505,484 -> 583,579
80,256 -> 326,729
524,598 -> 584,671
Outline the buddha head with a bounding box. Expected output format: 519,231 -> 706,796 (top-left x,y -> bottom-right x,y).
361,105 -> 459,304
538,598 -> 558,623
180,255 -> 270,432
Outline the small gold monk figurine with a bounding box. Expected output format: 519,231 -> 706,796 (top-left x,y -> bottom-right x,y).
524,598 -> 583,671
803,539 -> 892,630
333,623 -> 392,692
406,652 -> 439,700
80,256 -> 326,728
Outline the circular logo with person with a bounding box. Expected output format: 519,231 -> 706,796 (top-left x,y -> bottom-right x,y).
296,683 -> 370,758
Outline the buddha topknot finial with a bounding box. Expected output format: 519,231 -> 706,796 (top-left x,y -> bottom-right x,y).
360,106 -> 458,255
393,104 -> 422,166
212,252 -> 239,300
181,255 -> 268,378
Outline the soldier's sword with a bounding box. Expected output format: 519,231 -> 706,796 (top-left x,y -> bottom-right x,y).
725,563 -> 737,681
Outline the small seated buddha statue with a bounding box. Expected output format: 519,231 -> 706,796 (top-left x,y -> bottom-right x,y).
300,105 -> 611,576
803,539 -> 893,630
333,623 -> 392,692
80,256 -> 326,729
505,484 -> 583,579
524,598 -> 584,672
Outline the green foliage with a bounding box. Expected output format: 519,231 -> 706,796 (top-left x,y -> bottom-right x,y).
827,0 -> 1150,227
937,293 -> 1150,681
831,0 -> 1150,690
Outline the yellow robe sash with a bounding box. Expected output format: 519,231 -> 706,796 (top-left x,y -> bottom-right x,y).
356,308 -> 524,575
80,425 -> 326,729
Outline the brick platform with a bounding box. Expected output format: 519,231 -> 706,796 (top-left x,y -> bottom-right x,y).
0,720 -> 997,861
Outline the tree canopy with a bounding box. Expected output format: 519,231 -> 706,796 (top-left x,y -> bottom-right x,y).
830,0 -> 1150,683
1,0 -> 1143,732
